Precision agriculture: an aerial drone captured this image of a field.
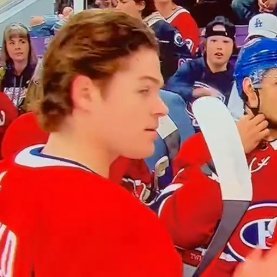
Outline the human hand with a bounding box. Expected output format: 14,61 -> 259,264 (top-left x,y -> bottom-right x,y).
258,0 -> 277,12
233,246 -> 277,277
236,114 -> 269,154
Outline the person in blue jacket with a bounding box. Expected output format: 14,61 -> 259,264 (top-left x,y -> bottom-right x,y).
165,16 -> 236,131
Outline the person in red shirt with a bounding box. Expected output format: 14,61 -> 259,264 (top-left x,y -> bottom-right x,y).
0,10 -> 183,277
155,0 -> 200,54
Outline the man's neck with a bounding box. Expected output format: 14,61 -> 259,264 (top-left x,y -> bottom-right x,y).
206,58 -> 227,73
156,2 -> 177,18
13,60 -> 28,76
43,131 -> 116,178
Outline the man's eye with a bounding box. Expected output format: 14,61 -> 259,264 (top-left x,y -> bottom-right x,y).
139,89 -> 150,94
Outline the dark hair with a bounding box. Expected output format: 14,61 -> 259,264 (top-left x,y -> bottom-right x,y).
134,0 -> 157,18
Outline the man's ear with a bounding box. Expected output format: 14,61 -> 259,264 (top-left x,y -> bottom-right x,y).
71,75 -> 100,112
138,0 -> 145,12
242,77 -> 259,108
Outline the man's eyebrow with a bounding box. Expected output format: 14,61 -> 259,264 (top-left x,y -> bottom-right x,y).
139,76 -> 164,87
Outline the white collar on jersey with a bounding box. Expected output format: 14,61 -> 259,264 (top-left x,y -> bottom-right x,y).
15,144 -> 90,172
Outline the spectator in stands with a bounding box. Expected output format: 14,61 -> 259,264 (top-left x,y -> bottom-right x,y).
155,0 -> 200,55
30,15 -> 58,37
232,0 -> 277,24
231,0 -> 256,24
95,0 -> 118,8
53,6 -> 74,33
245,12 -> 277,40
30,6 -> 73,37
0,23 -> 37,111
116,0 -> 192,81
56,0 -> 73,14
189,0 -> 236,27
165,16 -> 235,131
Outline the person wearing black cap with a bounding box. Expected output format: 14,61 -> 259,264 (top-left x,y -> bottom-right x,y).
165,16 -> 236,131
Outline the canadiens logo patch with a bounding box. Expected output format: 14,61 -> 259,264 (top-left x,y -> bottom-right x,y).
226,203 -> 277,261
174,32 -> 185,47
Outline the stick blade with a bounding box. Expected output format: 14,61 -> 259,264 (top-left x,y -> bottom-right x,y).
192,97 -> 252,201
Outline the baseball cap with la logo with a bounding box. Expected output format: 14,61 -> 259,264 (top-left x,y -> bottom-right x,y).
246,13 -> 277,41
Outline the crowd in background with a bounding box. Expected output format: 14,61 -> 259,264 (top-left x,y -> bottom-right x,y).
54,0 -> 277,26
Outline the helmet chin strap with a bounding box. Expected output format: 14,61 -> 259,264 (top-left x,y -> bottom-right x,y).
244,88 -> 277,130
244,88 -> 260,116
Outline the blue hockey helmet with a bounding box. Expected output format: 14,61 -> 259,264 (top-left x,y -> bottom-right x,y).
235,37 -> 277,99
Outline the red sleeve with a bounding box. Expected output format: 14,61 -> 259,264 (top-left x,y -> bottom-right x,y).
123,159 -> 152,184
174,132 -> 212,176
110,157 -> 154,202
173,13 -> 200,55
110,157 -> 152,185
160,165 -> 222,250
0,93 -> 18,155
1,112 -> 48,158
109,156 -> 132,184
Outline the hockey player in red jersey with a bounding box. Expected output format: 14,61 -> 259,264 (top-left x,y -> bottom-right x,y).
156,37 -> 277,276
0,10 -> 183,277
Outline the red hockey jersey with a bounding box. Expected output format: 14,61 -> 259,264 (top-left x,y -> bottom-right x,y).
166,7 -> 200,55
0,145 -> 183,277
0,92 -> 18,155
159,133 -> 277,276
